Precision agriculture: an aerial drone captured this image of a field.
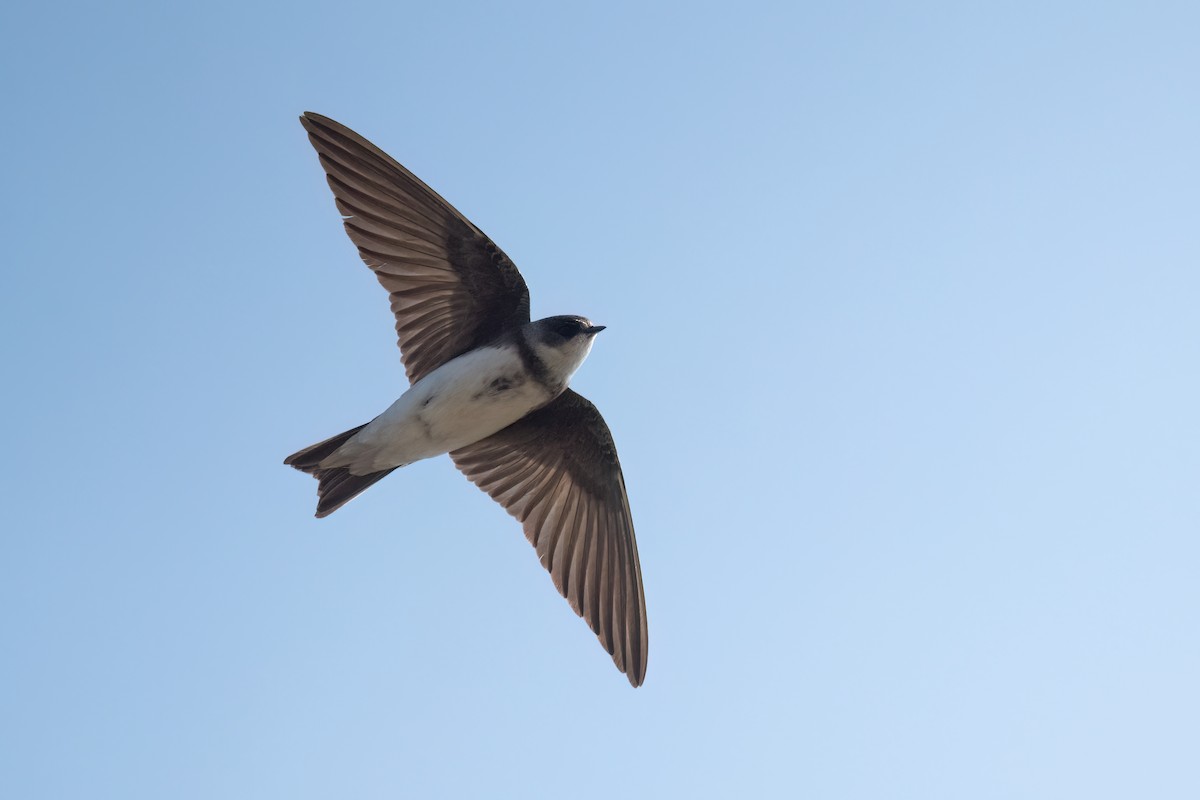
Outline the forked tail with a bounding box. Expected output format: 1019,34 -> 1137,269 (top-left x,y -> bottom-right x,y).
284,424 -> 397,517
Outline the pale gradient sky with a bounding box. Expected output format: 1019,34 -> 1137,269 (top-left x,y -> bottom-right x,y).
2,2 -> 1198,798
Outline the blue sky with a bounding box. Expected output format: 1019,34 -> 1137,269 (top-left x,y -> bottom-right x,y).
3,1 -> 1198,797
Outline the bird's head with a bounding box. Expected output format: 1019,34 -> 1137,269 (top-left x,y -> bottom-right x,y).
527,315 -> 606,385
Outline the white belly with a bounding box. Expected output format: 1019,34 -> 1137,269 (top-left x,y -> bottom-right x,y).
325,346 -> 555,475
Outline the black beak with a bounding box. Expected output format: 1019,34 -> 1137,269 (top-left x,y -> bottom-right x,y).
584,325 -> 606,335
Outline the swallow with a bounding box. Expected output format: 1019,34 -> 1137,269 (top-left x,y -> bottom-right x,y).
285,113 -> 648,685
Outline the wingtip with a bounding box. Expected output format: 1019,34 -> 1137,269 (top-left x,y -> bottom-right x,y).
299,111 -> 330,132
626,657 -> 647,687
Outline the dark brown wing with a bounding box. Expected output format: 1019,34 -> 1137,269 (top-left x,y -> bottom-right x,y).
450,390 -> 648,686
300,112 -> 531,383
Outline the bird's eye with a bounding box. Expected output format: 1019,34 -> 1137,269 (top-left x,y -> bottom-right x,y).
555,321 -> 580,338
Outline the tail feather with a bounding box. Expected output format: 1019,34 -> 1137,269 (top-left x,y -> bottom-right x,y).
284,424 -> 397,517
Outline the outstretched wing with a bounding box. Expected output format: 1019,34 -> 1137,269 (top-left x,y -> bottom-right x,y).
451,390 -> 648,686
300,112 -> 530,382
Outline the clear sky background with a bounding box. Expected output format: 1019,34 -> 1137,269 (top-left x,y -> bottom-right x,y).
2,2 -> 1197,798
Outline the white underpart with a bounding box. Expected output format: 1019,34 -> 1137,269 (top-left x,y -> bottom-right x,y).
322,336 -> 593,475
534,330 -> 595,387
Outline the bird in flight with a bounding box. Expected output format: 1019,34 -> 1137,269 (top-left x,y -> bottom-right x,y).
285,113 -> 648,686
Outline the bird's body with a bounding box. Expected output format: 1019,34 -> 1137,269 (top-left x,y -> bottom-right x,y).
284,113 -> 648,685
321,327 -> 593,475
